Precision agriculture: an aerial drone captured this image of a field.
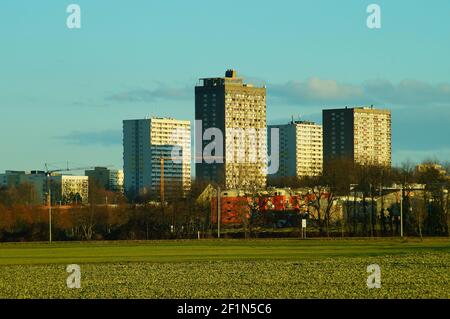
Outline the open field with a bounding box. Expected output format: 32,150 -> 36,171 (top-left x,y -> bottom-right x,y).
0,238 -> 449,298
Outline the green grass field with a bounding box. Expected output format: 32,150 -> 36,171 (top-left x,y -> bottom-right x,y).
0,238 -> 449,298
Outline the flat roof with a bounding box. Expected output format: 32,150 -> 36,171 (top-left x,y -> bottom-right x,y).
323,106 -> 390,113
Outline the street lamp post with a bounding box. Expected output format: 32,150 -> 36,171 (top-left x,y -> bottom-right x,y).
47,175 -> 52,243
217,185 -> 221,239
400,187 -> 403,238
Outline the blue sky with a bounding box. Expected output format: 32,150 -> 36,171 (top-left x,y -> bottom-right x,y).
1,0 -> 450,173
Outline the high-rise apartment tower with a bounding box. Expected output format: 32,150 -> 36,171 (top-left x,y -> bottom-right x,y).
123,117 -> 191,199
195,70 -> 267,190
268,120 -> 323,178
323,106 -> 391,167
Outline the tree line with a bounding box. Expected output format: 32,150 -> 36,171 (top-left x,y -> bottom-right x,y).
0,160 -> 449,241
0,180 -> 211,242
268,159 -> 450,238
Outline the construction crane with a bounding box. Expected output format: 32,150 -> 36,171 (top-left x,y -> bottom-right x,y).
44,163 -> 110,243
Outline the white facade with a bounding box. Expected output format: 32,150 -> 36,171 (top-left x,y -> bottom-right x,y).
50,175 -> 89,205
109,169 -> 124,192
85,167 -> 124,193
323,107 -> 391,168
268,121 -> 323,178
195,70 -> 267,190
0,171 -> 89,205
123,117 -> 191,199
295,122 -> 323,176
353,108 -> 391,167
223,84 -> 267,190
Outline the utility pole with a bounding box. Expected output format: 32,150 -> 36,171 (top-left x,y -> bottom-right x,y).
369,183 -> 373,238
43,162 -> 106,243
159,156 -> 176,205
47,174 -> 52,243
160,157 -> 165,205
382,184 -> 423,239
400,186 -> 404,238
217,185 -> 221,239
160,156 -> 177,233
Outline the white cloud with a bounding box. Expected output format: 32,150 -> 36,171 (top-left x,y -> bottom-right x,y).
269,77 -> 450,108
54,130 -> 121,146
364,79 -> 450,106
105,85 -> 192,103
270,77 -> 364,105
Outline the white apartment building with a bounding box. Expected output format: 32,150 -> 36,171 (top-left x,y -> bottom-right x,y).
109,169 -> 124,193
353,108 -> 391,166
268,120 -> 323,178
0,171 -> 89,205
50,175 -> 89,205
85,167 -> 124,193
123,117 -> 191,199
